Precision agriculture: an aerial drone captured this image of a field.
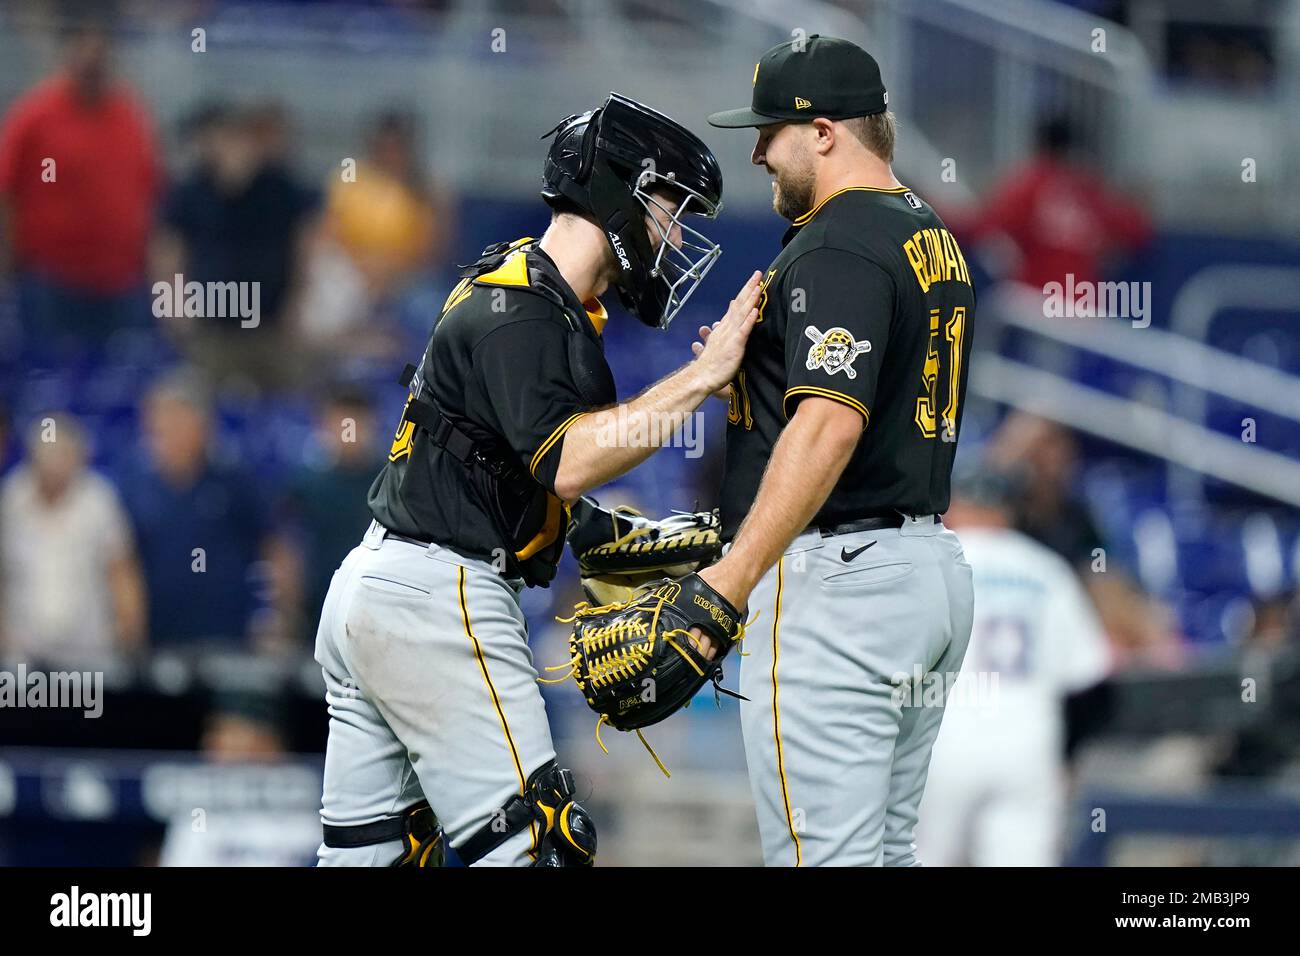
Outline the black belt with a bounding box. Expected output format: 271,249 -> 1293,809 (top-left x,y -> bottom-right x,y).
814,513 -> 939,537
377,526 -> 520,584
384,528 -> 434,549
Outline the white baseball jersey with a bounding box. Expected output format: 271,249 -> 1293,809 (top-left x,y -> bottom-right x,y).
918,526 -> 1110,866
936,527 -> 1109,754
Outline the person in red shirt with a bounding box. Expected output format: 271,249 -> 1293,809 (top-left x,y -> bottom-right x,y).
0,22 -> 159,359
954,116 -> 1150,290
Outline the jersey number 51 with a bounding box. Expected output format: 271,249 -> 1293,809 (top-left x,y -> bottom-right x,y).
914,306 -> 967,442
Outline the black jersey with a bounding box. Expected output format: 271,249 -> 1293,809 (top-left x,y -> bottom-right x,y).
369,238 -> 615,578
719,186 -> 976,538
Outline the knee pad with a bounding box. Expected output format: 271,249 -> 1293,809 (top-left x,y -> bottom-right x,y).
529,763 -> 596,867
322,801 -> 445,868
457,761 -> 597,867
392,802 -> 446,867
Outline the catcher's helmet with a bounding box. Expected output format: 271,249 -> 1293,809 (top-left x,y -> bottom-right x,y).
541,92 -> 723,329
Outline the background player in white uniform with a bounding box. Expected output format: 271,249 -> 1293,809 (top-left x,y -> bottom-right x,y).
917,472 -> 1112,866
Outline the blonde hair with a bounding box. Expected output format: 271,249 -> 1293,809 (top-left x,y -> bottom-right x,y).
840,110 -> 896,163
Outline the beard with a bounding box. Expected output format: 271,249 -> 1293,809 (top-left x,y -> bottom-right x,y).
770,150 -> 816,222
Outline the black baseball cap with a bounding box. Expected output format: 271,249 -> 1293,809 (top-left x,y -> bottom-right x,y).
708,35 -> 888,129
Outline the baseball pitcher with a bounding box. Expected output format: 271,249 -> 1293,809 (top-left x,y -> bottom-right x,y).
701,36 -> 977,865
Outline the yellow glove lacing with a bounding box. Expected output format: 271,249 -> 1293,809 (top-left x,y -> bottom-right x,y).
542,588 -> 755,778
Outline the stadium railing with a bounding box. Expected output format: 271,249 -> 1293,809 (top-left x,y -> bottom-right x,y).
974,282 -> 1300,510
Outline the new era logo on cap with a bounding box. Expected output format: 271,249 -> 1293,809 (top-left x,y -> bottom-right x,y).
709,35 -> 889,129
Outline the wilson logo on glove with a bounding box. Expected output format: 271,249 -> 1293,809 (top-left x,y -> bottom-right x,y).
692,595 -> 733,631
546,569 -> 750,776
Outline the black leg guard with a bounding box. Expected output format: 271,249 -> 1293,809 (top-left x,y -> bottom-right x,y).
392,802 -> 446,867
456,761 -> 597,867
530,764 -> 597,867
322,801 -> 445,867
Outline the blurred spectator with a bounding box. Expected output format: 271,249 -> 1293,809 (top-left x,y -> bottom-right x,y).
0,20 -> 159,361
1241,592 -> 1299,653
986,411 -> 1183,669
1215,592 -> 1300,779
919,471 -> 1110,865
1085,573 -> 1183,670
299,109 -> 452,362
0,413 -> 145,668
246,100 -> 292,169
334,110 -> 450,283
116,369 -> 293,651
986,411 -> 1105,567
198,695 -> 293,761
158,693 -> 320,866
282,385 -> 379,632
952,115 -> 1149,290
151,103 -> 320,394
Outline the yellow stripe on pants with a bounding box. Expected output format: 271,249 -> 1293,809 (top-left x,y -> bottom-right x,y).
770,556 -> 802,866
458,565 -> 538,859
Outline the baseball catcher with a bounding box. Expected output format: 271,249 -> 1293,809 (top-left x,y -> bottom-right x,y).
314,92 -> 762,867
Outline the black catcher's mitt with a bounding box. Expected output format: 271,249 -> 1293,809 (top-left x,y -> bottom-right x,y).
550,572 -> 746,771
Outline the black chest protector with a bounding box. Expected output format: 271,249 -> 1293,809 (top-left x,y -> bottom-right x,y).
397,240 -> 613,588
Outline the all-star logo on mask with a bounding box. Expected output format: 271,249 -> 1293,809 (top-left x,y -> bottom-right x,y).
607,231 -> 631,271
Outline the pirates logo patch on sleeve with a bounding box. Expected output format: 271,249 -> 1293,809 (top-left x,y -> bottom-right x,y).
804,326 -> 872,379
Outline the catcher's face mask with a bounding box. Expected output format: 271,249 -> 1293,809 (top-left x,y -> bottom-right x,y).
634,171 -> 722,329
541,93 -> 725,331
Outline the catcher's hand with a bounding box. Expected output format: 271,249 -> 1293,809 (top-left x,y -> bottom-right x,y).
551,571 -> 745,737
566,496 -> 722,607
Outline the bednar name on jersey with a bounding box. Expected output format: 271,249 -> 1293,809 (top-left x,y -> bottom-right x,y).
719,187 -> 976,538
368,239 -> 615,579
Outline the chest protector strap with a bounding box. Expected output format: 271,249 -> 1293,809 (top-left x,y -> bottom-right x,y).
393,241 -> 594,588
398,362 -> 561,588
